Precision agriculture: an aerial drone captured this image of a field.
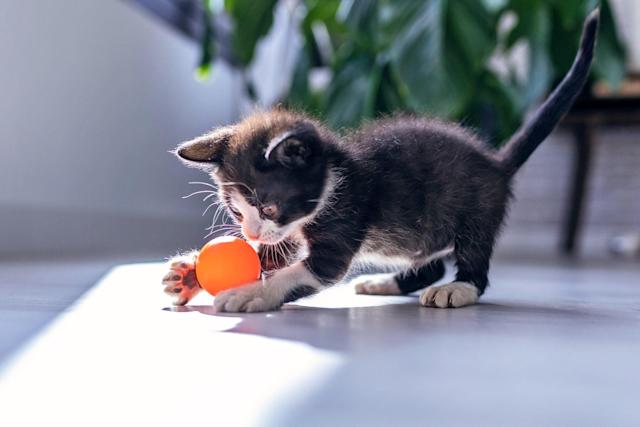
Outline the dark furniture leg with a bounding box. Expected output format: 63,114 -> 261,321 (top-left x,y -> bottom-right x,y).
561,123 -> 594,254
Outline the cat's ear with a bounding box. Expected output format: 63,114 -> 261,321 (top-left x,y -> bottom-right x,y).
266,134 -> 316,169
174,126 -> 234,170
271,137 -> 313,169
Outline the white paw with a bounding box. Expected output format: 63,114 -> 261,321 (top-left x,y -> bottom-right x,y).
352,273 -> 401,295
213,281 -> 283,313
419,282 -> 478,308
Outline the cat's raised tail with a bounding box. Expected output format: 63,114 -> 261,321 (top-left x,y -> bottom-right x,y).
497,9 -> 600,176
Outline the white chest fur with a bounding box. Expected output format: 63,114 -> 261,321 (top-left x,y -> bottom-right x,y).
355,245 -> 454,269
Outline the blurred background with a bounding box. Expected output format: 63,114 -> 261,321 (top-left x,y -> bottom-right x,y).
1,0 -> 638,263
1,3 -> 640,424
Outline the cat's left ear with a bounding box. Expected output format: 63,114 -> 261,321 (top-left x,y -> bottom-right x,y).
174,126 -> 234,171
265,131 -> 318,169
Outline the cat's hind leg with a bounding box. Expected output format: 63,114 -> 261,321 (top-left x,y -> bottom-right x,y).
354,260 -> 446,296
353,273 -> 402,295
420,234 -> 493,308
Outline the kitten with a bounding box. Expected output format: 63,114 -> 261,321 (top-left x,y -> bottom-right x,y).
162,11 -> 599,312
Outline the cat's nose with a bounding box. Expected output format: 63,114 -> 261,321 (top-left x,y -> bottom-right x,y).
245,231 -> 260,241
242,225 -> 260,241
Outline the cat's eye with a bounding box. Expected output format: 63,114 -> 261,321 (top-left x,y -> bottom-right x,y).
260,204 -> 278,219
228,206 -> 243,219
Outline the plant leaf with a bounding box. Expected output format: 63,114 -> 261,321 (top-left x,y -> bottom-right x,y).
389,0 -> 469,116
506,2 -> 553,106
447,0 -> 497,71
467,70 -> 522,144
592,0 -> 627,89
324,54 -> 377,128
224,0 -> 278,66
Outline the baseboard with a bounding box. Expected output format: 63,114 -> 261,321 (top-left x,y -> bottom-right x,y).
496,222 -> 627,261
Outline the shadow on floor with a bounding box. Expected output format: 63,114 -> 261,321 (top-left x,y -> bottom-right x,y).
169,294 -> 640,426
167,299 -> 627,353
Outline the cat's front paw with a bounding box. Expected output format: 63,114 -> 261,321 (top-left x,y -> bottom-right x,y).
162,254 -> 201,305
419,282 -> 478,308
213,282 -> 283,313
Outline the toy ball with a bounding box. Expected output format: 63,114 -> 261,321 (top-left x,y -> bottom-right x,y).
195,236 -> 262,296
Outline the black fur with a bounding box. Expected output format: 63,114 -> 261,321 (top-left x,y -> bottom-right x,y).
175,11 -> 599,305
396,260 -> 446,294
283,285 -> 318,303
498,9 -> 599,175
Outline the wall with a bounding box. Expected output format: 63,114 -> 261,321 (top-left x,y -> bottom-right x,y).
611,0 -> 640,71
0,0 -> 240,258
497,129 -> 640,259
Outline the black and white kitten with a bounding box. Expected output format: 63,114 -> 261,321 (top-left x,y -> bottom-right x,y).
162,11 -> 599,312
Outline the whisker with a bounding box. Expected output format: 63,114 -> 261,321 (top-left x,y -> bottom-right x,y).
209,205 -> 223,227
263,244 -> 271,268
282,241 -> 294,261
207,207 -> 222,235
207,221 -> 238,228
188,181 -> 217,189
204,223 -> 236,239
182,190 -> 215,199
185,180 -> 246,241
269,245 -> 275,269
276,242 -> 287,265
286,242 -> 295,261
202,201 -> 218,216
210,226 -> 240,232
203,192 -> 218,202
205,224 -> 240,234
212,204 -> 226,226
219,181 -> 261,204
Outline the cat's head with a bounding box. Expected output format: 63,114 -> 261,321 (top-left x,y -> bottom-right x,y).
175,110 -> 335,245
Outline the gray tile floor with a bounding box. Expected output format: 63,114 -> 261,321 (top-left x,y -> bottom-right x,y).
276,261 -> 640,426
0,257 -> 639,426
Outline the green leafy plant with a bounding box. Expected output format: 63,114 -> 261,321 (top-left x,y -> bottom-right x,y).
199,0 -> 626,143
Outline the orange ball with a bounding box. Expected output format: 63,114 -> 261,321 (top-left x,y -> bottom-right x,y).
195,236 -> 262,296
